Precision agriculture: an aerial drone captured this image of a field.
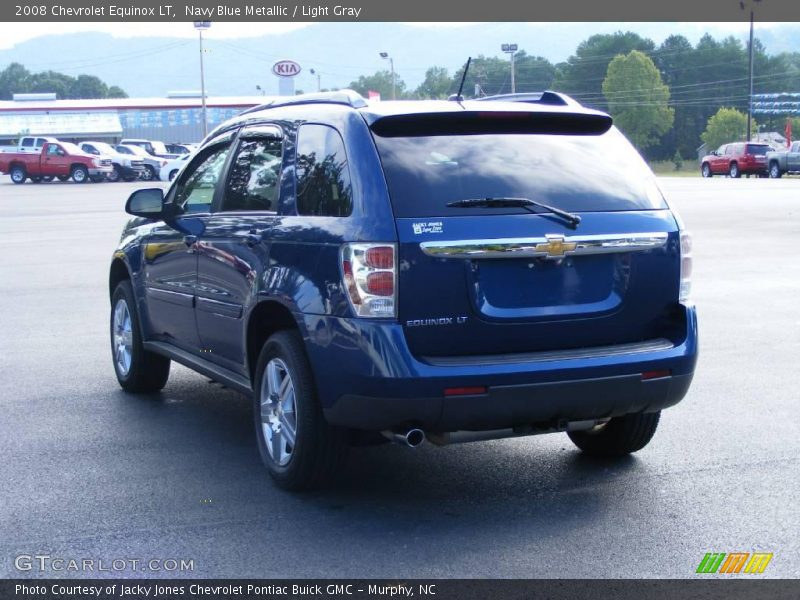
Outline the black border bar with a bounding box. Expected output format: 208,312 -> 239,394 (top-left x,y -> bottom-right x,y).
3,1 -> 800,22
2,579 -> 799,600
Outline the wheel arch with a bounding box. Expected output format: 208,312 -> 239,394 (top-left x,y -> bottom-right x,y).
245,300 -> 302,383
109,257 -> 131,300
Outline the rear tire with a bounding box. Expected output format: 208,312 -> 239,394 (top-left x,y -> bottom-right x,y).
110,280 -> 170,393
10,165 -> 26,184
567,412 -> 660,456
729,162 -> 740,178
701,163 -> 711,178
769,162 -> 782,179
71,165 -> 89,183
253,330 -> 349,491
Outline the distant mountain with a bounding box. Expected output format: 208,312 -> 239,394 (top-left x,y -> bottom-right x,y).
1,22 -> 798,98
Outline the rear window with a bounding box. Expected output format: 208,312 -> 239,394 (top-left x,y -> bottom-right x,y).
371,126 -> 667,217
745,144 -> 769,155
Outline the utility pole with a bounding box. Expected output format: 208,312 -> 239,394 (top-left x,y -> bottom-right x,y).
741,0 -> 763,142
194,21 -> 211,138
501,43 -> 518,94
747,8 -> 754,141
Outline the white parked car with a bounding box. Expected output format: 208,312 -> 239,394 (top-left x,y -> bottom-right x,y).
159,153 -> 191,181
78,141 -> 145,182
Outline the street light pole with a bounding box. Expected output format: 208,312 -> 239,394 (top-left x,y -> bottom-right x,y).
501,43 -> 518,94
194,21 -> 211,138
380,52 -> 396,100
310,69 -> 321,92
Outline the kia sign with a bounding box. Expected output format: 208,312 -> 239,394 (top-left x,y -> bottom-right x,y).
273,60 -> 301,78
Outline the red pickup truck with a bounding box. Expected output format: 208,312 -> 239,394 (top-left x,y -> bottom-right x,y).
0,141 -> 113,184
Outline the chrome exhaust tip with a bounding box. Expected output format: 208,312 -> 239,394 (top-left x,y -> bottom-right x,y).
381,428 -> 426,448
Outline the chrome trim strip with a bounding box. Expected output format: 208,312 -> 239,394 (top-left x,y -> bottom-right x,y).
421,338 -> 675,367
420,232 -> 669,260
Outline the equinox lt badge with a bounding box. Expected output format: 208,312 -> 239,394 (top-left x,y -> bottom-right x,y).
406,317 -> 468,327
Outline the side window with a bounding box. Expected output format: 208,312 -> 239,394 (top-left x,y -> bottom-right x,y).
174,144 -> 231,213
46,145 -> 60,156
21,137 -> 32,147
221,137 -> 283,212
725,145 -> 734,156
716,145 -> 725,155
35,139 -> 45,149
295,124 -> 353,217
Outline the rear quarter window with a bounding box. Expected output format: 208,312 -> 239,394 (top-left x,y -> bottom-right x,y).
295,124 -> 353,217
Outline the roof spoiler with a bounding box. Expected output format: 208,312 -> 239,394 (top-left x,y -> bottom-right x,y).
370,110 -> 613,138
473,91 -> 583,108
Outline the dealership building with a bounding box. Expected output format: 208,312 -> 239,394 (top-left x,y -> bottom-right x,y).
0,92 -> 274,146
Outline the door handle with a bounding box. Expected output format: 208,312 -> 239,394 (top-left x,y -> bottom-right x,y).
240,233 -> 262,247
183,234 -> 197,246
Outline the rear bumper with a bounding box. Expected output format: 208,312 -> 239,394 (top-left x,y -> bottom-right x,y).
326,372 -> 694,431
302,305 -> 698,432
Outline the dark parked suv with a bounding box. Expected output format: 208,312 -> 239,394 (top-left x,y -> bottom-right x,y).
110,90 -> 698,490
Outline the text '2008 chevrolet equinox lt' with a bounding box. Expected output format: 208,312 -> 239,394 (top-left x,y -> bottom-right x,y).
109,90 -> 698,490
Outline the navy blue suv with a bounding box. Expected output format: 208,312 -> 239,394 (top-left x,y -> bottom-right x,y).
110,90 -> 697,490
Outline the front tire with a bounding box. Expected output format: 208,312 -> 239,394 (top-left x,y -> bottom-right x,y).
141,165 -> 156,181
567,412 -> 660,456
71,165 -> 89,183
107,165 -> 122,182
110,280 -> 170,393
729,162 -> 740,178
10,165 -> 26,184
253,330 -> 348,491
701,163 -> 711,178
769,162 -> 782,178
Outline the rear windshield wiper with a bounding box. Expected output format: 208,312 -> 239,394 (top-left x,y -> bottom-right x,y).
445,197 -> 581,228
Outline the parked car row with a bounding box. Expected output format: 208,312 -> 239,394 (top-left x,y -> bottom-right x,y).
0,136 -> 196,184
701,141 -> 800,178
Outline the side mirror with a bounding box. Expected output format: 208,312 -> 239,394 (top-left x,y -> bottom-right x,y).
125,188 -> 179,220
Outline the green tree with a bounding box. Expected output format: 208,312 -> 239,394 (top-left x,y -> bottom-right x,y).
602,50 -> 674,151
0,63 -> 31,100
0,63 -> 127,100
554,32 -> 655,111
348,70 -> 406,99
415,66 -> 453,99
107,85 -> 128,98
69,74 -> 108,99
701,108 -> 754,151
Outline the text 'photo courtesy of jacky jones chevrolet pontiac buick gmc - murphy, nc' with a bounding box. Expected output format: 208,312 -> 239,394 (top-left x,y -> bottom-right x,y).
108,90 -> 697,491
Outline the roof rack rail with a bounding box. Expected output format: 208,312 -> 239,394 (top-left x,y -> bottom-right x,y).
474,91 -> 582,107
240,89 -> 368,115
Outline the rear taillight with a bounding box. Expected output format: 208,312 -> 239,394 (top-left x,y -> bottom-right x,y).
679,230 -> 692,303
340,243 -> 397,318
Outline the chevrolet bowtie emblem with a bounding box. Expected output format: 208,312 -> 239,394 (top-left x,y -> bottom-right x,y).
534,235 -> 577,258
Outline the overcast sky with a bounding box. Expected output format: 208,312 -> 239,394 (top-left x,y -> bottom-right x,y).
0,21 -> 771,51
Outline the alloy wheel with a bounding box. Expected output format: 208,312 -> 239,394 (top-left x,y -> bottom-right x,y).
260,358 -> 297,466
112,298 -> 133,376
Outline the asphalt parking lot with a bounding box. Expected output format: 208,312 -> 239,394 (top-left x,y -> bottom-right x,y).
0,175 -> 798,579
